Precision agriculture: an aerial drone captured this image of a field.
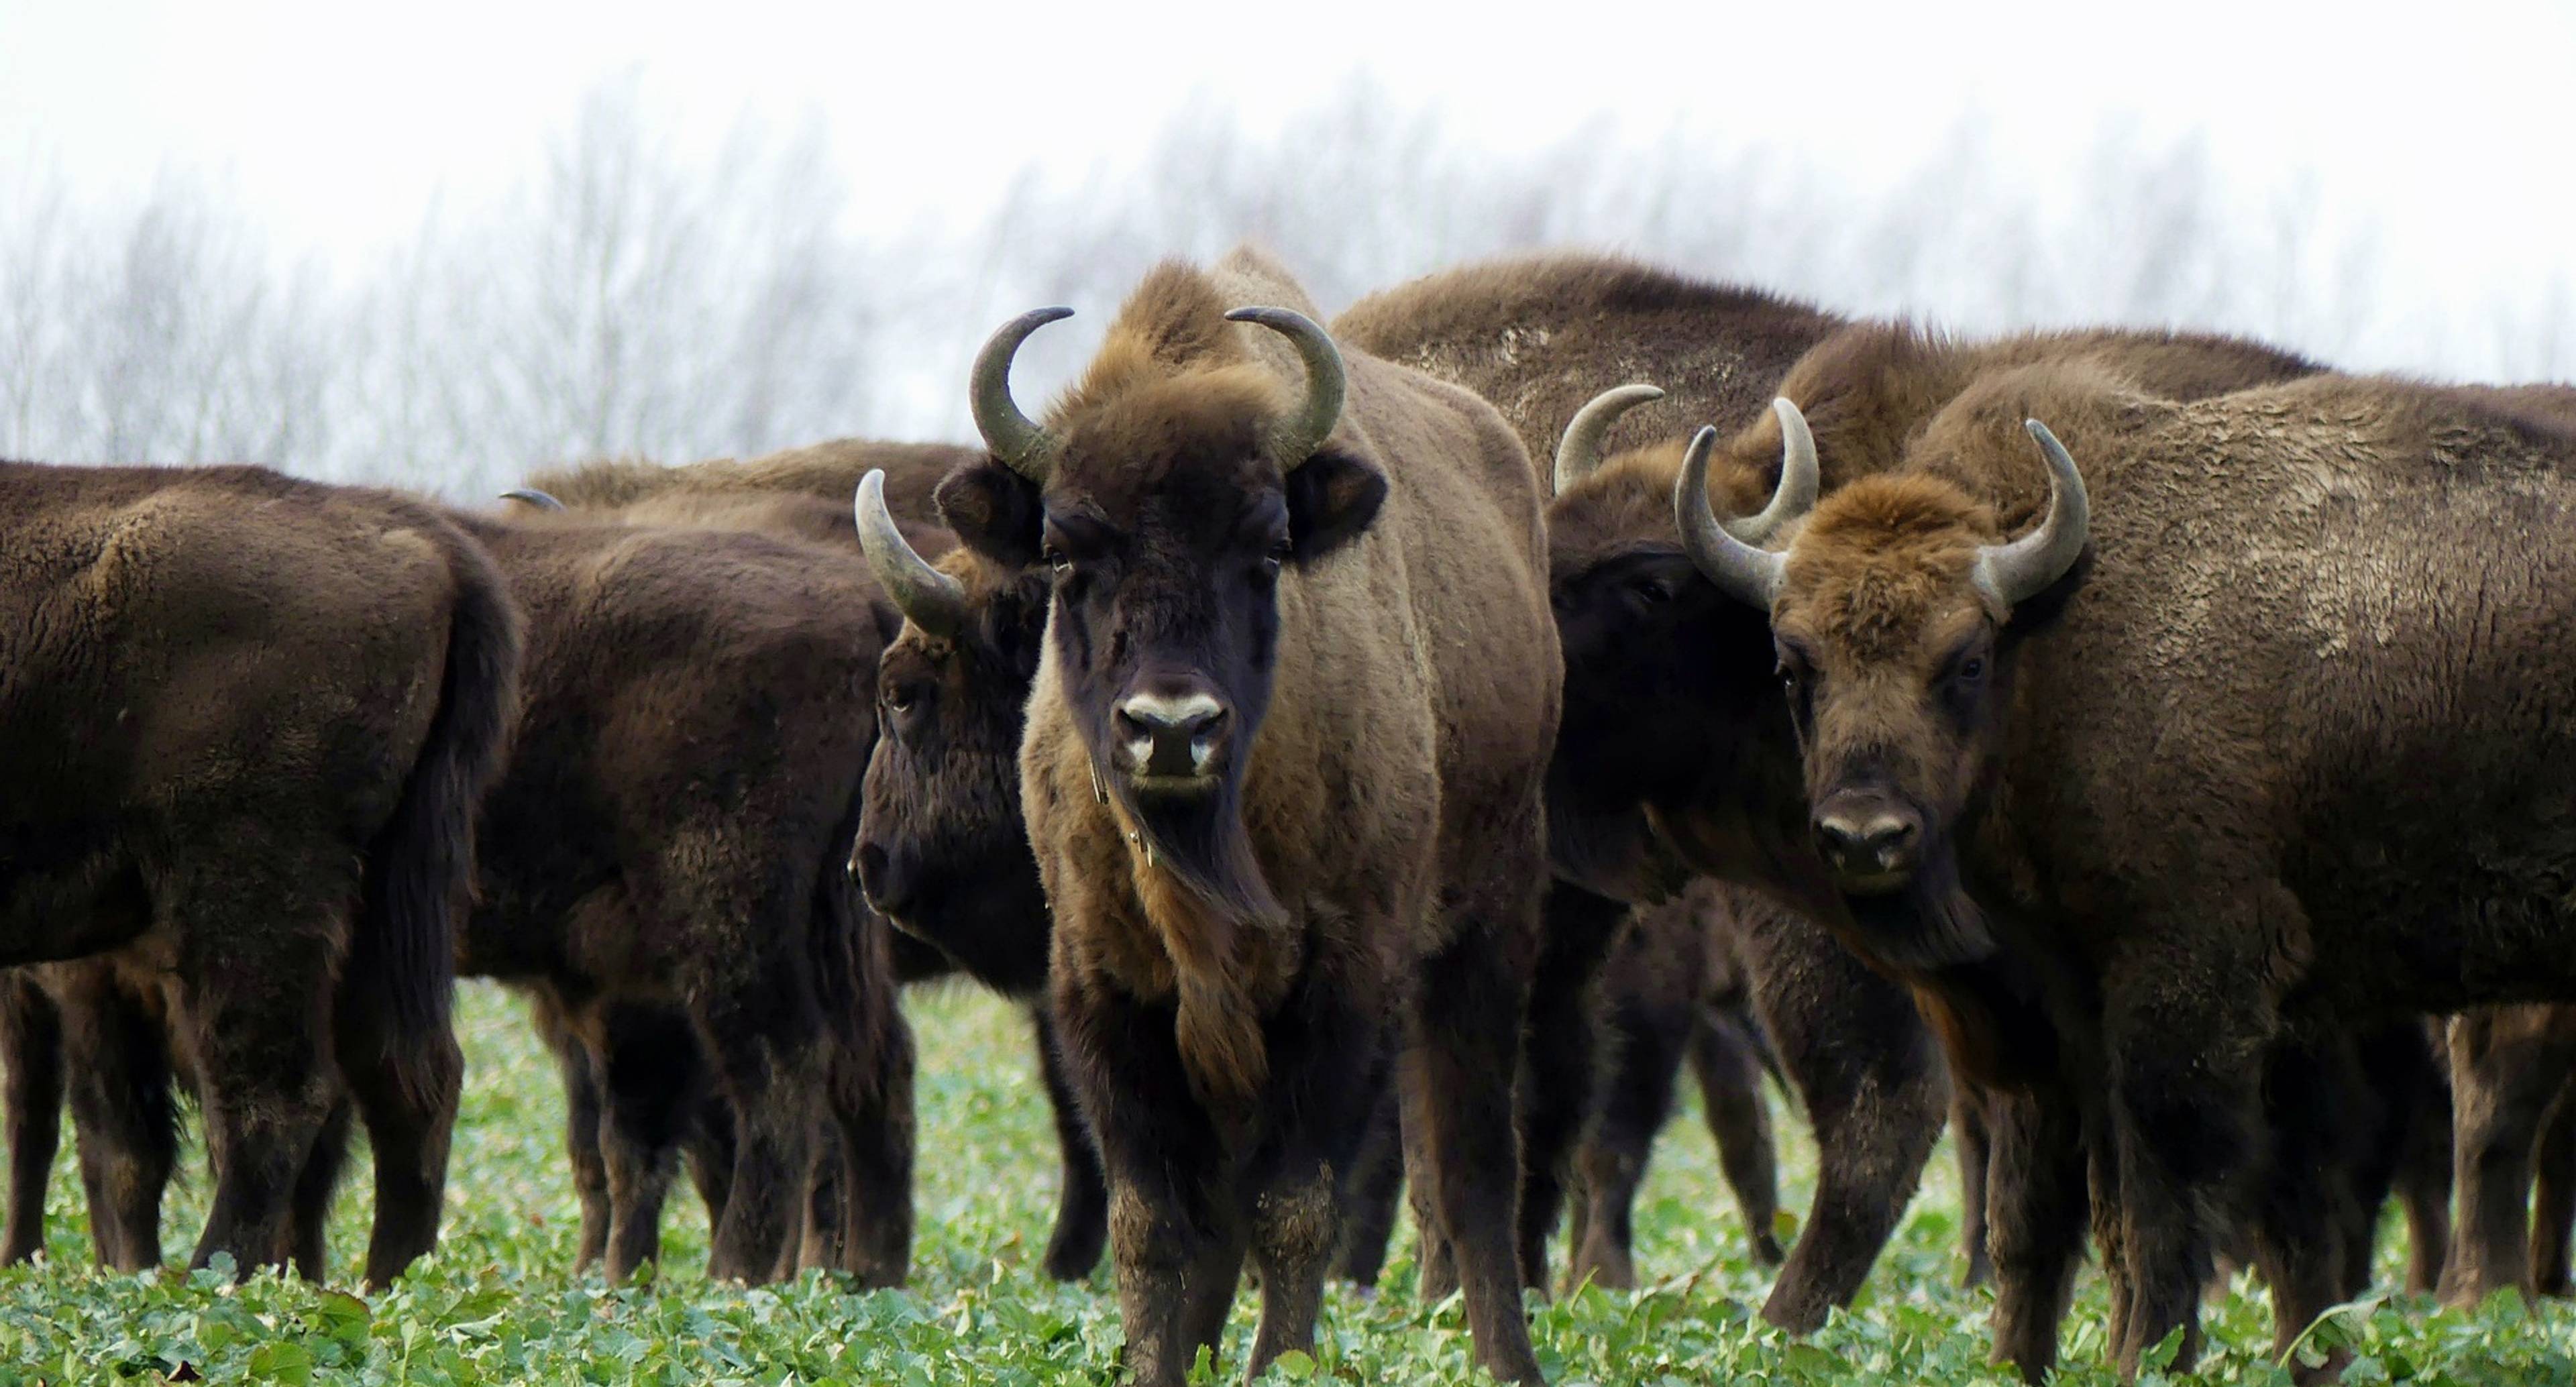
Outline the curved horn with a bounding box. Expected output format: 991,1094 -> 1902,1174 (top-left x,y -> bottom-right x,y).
1553,384 -> 1664,496
1970,420 -> 2091,610
500,488 -> 566,512
971,306 -> 1073,480
1224,307 -> 1347,459
854,469 -> 967,639
1674,426 -> 1786,610
1731,397 -> 1819,542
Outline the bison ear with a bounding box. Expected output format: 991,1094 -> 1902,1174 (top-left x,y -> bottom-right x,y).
863,596 -> 905,650
1283,448 -> 1386,563
936,460 -> 1043,569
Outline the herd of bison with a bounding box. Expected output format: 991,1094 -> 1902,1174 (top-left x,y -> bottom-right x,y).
5,243 -> 2576,1384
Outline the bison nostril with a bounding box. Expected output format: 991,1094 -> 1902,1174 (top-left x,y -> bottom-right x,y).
1115,689 -> 1229,775
853,842 -> 898,905
1813,809 -> 1919,873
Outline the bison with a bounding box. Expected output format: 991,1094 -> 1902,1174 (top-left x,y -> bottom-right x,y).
1337,258 -> 1955,1324
0,462 -> 519,1284
914,248 -> 1558,1384
1674,359 -> 2576,1376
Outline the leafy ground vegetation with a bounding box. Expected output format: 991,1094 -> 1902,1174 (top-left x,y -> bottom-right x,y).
3,985 -> 2573,1384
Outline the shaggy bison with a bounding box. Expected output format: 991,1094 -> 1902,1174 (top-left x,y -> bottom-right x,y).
1677,362 -> 2576,1375
913,247 -> 1558,1384
0,463 -> 519,1284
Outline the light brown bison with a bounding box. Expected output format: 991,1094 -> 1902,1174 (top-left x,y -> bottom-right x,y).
927,248 -> 1558,1384
0,462 -> 520,1284
1677,361 -> 2576,1376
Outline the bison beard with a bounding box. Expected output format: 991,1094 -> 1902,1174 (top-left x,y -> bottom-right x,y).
1117,775 -> 1287,1108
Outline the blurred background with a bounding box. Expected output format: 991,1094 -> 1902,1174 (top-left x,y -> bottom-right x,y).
5,0 -> 2573,496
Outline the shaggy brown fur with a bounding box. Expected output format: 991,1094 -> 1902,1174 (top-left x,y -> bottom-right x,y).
0,462 -> 520,1284
524,437 -> 975,524
446,509 -> 912,1287
1741,362 -> 2576,1377
1341,255 -> 1954,1328
945,249 -> 1560,1386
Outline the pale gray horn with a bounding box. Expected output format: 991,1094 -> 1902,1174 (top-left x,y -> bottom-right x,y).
1675,426 -> 1786,610
1732,397 -> 1819,543
1224,307 -> 1346,459
971,307 -> 1072,480
1971,420 -> 2091,609
854,469 -> 967,639
500,488 -> 566,512
1554,384 -> 1664,496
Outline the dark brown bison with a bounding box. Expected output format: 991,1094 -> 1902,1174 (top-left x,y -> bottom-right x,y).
1676,361 -> 2576,1376
0,462 -> 520,1284
923,248 -> 1558,1384
445,507 -> 912,1286
1336,259 -> 1956,1327
521,445 -> 1112,1281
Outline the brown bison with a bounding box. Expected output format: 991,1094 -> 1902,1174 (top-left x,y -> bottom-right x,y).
924,249 -> 1558,1384
521,443 -> 1114,1280
0,462 -> 520,1284
1337,258 -> 1955,1326
1676,360 -> 2576,1376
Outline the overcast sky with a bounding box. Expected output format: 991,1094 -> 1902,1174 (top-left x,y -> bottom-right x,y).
9,0 -> 2575,289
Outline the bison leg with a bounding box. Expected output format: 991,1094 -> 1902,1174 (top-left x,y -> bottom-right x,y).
1953,1085 -> 1994,1288
1033,1005 -> 1108,1282
824,1006 -> 914,1288
335,970 -> 460,1286
2355,1018 -> 2453,1296
1,976 -> 64,1264
1983,1083 -> 2088,1383
288,1099 -> 354,1281
1058,978 -> 1240,1387
2445,1006 -> 2576,1307
1406,897 -> 1546,1386
1241,974 -> 1384,1384
538,1003 -> 615,1272
58,968 -> 179,1271
1332,1070 -> 1405,1289
594,1007 -> 706,1282
1567,971 -> 1693,1291
180,898 -> 341,1278
1513,883 -> 1629,1294
1693,1005 -> 1785,1269
2247,1030 -> 2361,1364
1739,903 -> 1944,1333
2531,1075 -> 2576,1297
684,1084 -> 737,1240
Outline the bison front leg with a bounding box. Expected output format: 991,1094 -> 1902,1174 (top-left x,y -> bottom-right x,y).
1982,1083 -> 2089,1383
2246,1030 -> 2360,1366
1332,1072 -> 1405,1289
1407,892 -> 1546,1386
1568,973 -> 1696,1290
1691,1005 -> 1785,1269
531,993 -> 614,1270
54,966 -> 180,1271
1242,973 -> 1385,1382
1032,1005 -> 1109,1281
1513,883 -> 1629,1294
1952,1085 -> 1994,1287
596,1008 -> 716,1282
1739,905 -> 1944,1333
824,1005 -> 914,1288
1057,979 -> 1241,1387
2531,1077 -> 2576,1297
1,976 -> 64,1264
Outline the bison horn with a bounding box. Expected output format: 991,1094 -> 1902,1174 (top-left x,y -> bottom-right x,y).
1675,426 -> 1787,610
1733,397 -> 1819,543
500,488 -> 566,512
1553,384 -> 1664,496
971,307 -> 1072,482
854,469 -> 967,639
1971,420 -> 2091,610
1225,307 -> 1347,460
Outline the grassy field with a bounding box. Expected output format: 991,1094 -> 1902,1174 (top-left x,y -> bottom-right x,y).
3,983 -> 2573,1384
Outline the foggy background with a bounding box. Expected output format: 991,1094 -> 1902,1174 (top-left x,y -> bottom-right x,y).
5,1 -> 2573,498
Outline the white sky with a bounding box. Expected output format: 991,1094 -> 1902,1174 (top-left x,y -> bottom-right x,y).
6,0 -> 2576,388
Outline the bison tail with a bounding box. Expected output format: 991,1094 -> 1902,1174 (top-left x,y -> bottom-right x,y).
349,527 -> 523,1107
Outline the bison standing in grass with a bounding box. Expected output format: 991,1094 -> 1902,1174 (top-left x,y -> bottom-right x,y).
0,463 -> 520,1285
1677,362 -> 2576,1377
912,247 -> 1559,1385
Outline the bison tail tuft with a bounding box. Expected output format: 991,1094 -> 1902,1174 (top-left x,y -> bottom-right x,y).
348,527 -> 523,1109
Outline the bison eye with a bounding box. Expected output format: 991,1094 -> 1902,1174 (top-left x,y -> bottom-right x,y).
1630,575 -> 1672,606
1957,656 -> 1985,682
1042,547 -> 1071,577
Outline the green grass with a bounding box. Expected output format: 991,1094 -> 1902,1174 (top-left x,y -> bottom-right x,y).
3,983 -> 2573,1384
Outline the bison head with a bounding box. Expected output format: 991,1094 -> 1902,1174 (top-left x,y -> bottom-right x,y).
934,300 -> 1385,930
1676,410 -> 2088,912
1542,390 -> 1819,898
851,471 -> 1055,995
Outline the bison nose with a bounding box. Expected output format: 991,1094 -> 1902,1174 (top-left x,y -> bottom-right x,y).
1812,801 -> 1921,890
853,840 -> 912,917
1114,688 -> 1230,779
